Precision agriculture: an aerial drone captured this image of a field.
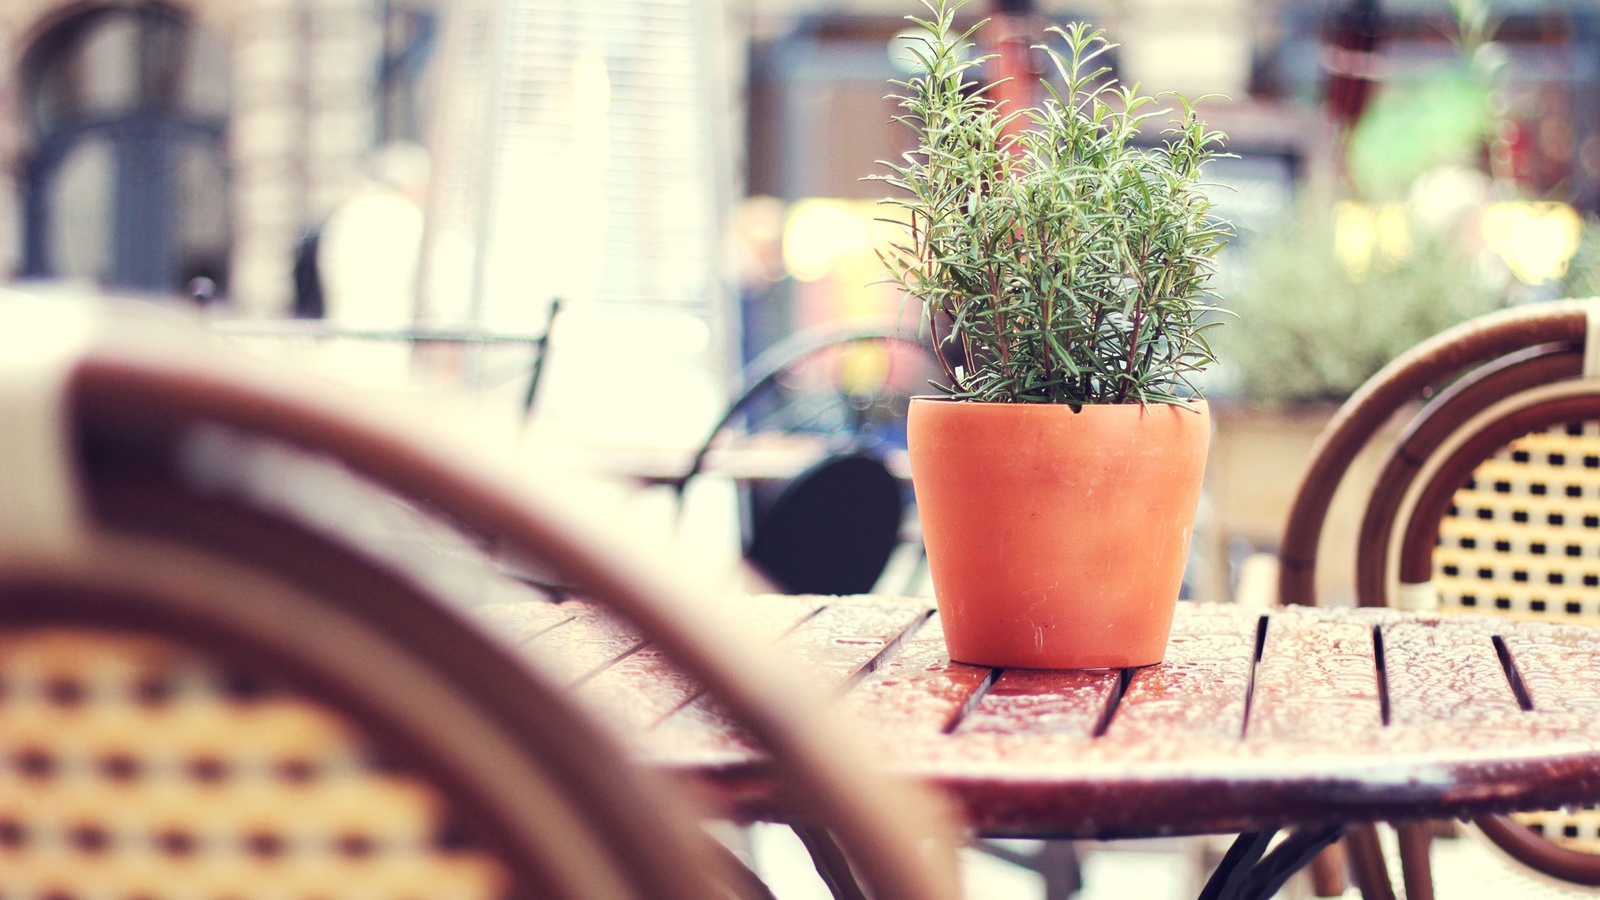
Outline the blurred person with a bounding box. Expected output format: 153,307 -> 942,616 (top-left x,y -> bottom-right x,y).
319,141 -> 430,329
314,142 -> 430,388
291,226 -> 326,319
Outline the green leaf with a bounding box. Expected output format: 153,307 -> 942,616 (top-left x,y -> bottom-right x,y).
875,0 -> 1229,404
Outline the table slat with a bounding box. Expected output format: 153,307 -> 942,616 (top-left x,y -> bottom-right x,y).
1500,623 -> 1600,715
473,600 -> 574,642
1248,607 -> 1382,742
521,602 -> 644,686
1383,618 -> 1523,727
576,647 -> 705,730
843,613 -> 993,738
726,595 -> 831,643
956,669 -> 1117,738
772,603 -> 930,689
648,601 -> 926,759
577,596 -> 824,731
1098,606 -> 1259,746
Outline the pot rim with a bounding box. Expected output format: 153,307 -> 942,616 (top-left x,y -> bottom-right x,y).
908,395 -> 1208,413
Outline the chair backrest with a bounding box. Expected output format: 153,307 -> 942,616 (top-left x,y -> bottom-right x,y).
1276,298 -> 1600,883
746,451 -> 903,594
0,621 -> 519,898
683,325 -> 939,477
1279,299 -> 1600,614
678,325 -> 938,593
0,299 -> 961,899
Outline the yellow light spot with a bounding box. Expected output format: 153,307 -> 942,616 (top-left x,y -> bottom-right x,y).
1333,201 -> 1375,280
1483,201 -> 1583,285
783,199 -> 872,282
1375,203 -> 1412,263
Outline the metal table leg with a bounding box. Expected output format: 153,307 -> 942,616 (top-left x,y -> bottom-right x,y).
1200,825 -> 1351,900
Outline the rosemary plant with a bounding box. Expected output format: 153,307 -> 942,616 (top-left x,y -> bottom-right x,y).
878,0 -> 1230,407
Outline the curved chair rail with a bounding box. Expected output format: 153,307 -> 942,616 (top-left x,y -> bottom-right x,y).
5,300 -> 962,900
1279,301 -> 1596,607
678,323 -> 933,489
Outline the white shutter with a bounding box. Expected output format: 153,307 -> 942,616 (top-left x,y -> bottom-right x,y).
423,0 -> 730,331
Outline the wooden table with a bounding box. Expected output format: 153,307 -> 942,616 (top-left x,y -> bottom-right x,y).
477,595 -> 1600,895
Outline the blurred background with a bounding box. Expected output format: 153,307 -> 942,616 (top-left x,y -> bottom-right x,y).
6,2 -> 1600,896
1,0 -> 1598,601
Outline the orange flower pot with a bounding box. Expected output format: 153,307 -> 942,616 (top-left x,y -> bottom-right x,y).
907,398 -> 1210,669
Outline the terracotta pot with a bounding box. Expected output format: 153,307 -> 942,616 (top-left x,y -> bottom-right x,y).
907,398 -> 1210,669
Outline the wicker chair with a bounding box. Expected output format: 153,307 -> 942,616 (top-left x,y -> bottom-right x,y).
1277,298 -> 1600,898
0,298 -> 960,899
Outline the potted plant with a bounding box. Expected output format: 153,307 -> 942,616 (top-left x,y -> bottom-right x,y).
879,0 -> 1229,668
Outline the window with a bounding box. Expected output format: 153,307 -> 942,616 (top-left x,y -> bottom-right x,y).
20,3 -> 230,294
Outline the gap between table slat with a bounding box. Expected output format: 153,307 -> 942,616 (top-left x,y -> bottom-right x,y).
522,600 -> 647,686
1245,607 -> 1383,742
582,594 -> 826,732
1238,615 -> 1268,739
842,612 -> 995,738
1096,608 -> 1260,746
1374,625 -> 1391,727
1382,618 -> 1523,728
1498,622 -> 1600,715
649,600 -> 928,756
1492,634 -> 1535,712
1092,668 -> 1136,738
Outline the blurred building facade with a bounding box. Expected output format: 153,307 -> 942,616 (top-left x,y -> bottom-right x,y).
739,0 -> 1600,345
5,0 -> 1600,358
0,0 -> 417,314
0,0 -> 734,332
0,0 -> 741,451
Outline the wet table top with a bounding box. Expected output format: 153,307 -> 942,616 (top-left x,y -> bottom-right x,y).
476,596 -> 1600,839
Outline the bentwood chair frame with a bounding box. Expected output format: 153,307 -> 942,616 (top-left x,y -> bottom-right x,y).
1278,298 -> 1600,897
674,324 -> 939,596
206,296 -> 562,420
0,298 -> 960,899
